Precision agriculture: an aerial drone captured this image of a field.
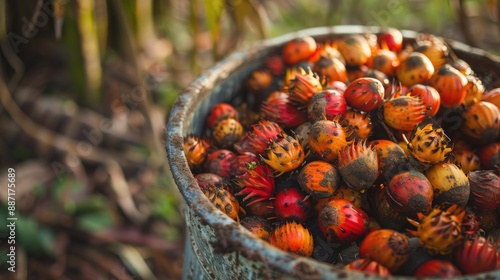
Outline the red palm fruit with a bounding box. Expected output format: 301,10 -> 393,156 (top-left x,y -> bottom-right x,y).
461,101 -> 500,145
282,36 -> 317,65
425,161 -> 471,208
367,49 -> 399,76
274,187 -> 312,222
462,206 -> 480,235
344,109 -> 373,140
261,93 -> 308,128
287,69 -> 323,107
326,80 -> 347,94
371,187 -> 409,232
462,75 -> 485,107
368,139 -> 408,183
269,221 -> 314,257
229,152 -> 259,177
455,234 -> 498,275
428,64 -> 468,107
384,80 -> 407,100
478,142 -> 500,169
234,119 -> 283,155
204,149 -> 236,179
234,163 -> 275,206
396,52 -> 435,87
184,134 -> 209,170
359,229 -> 410,273
344,77 -> 385,112
202,184 -> 242,222
483,87 -> 500,109
297,160 -> 340,198
345,259 -> 391,276
308,89 -> 347,122
407,204 -> 466,255
318,199 -> 368,244
195,173 -> 225,190
241,216 -> 272,240
385,170 -> 433,218
453,148 -> 481,173
261,133 -> 305,176
337,141 -> 378,191
337,35 -> 372,66
468,170 -> 500,212
414,260 -> 461,278
377,27 -> 403,52
206,103 -> 238,129
406,84 -> 441,116
265,55 -> 284,76
382,96 -> 428,132
314,56 -> 348,84
212,117 -> 244,148
317,183 -> 367,212
308,118 -> 351,162
404,123 -> 452,165
413,40 -> 449,70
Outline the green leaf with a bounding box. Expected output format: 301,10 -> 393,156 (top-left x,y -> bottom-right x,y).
17,216 -> 55,256
76,211 -> 114,232
202,0 -> 225,43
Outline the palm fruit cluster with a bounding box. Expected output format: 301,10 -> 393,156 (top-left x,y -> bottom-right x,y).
183,27 -> 500,277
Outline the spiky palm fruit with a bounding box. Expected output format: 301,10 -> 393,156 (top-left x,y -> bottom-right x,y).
202,184 -> 243,222
406,84 -> 441,116
461,101 -> 500,145
234,120 -> 283,155
382,96 -> 428,132
269,221 -> 314,257
287,68 -> 323,107
261,133 -> 306,176
337,141 -> 378,191
407,204 -> 466,255
344,109 -> 373,140
229,152 -> 260,177
260,92 -> 308,128
403,123 -> 452,164
455,234 -> 498,275
308,118 -> 351,162
184,134 -> 209,170
234,163 -> 275,206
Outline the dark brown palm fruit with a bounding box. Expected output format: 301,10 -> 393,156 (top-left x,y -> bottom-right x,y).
337,140 -> 378,191
241,216 -> 272,240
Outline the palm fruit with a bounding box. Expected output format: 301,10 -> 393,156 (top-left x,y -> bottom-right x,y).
406,84 -> 441,116
184,134 -> 209,170
313,56 -> 348,84
468,170 -> 500,212
202,184 -> 242,222
212,117 -> 244,148
370,186 -> 409,232
282,36 -> 317,65
261,133 -> 305,176
413,37 -> 449,70
337,141 -> 378,191
425,163 -> 470,207
453,148 -> 481,173
413,260 -> 461,278
245,68 -> 273,94
428,64 -> 468,107
195,173 -> 225,190
234,119 -> 283,155
297,160 -> 340,198
287,68 -> 323,107
462,75 -> 485,107
260,92 -> 308,128
377,27 -> 403,52
478,142 -> 500,169
344,109 -> 373,140
366,49 -> 399,76
293,122 -> 311,149
274,186 -> 312,222
241,216 -> 272,240
318,199 -> 368,244
337,34 -> 372,66
229,152 -> 259,177
396,52 -> 435,87
345,259 -> 391,276
308,118 -> 351,162
455,234 -> 498,275
461,101 -> 500,145
234,163 -> 275,206
359,229 -> 410,273
385,170 -> 433,218
269,221 -> 314,257
307,89 -> 346,122
344,77 -> 385,112
407,204 -> 466,255
403,123 -> 452,165
206,103 -> 238,129
368,139 -> 408,183
204,149 -> 236,179
483,87 -> 500,109
382,95 -> 428,132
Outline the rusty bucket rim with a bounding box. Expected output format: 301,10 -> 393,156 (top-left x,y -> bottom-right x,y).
166,25 -> 500,279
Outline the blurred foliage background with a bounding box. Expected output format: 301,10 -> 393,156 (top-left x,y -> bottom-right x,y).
0,0 -> 498,279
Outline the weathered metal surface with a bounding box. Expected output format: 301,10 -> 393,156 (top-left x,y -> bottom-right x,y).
166,25 -> 500,280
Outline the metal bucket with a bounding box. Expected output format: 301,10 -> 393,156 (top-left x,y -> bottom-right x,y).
166,25 -> 500,279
